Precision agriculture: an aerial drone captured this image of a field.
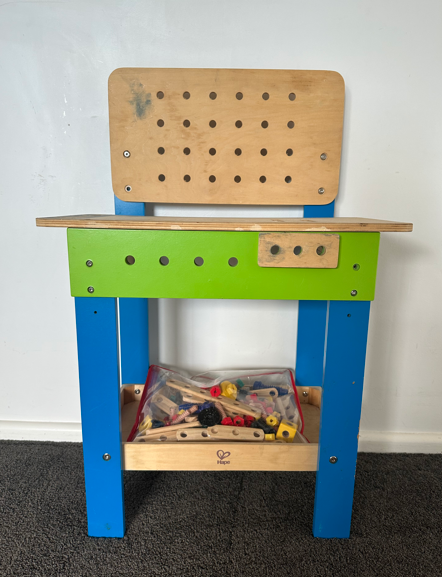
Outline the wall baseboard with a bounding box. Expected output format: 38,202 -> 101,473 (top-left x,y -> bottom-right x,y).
1,421 -> 441,453
358,430 -> 442,453
0,420 -> 82,442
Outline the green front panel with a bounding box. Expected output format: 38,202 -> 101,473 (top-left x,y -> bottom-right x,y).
67,230 -> 380,301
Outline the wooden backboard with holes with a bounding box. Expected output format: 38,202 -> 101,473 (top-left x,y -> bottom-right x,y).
109,68 -> 345,205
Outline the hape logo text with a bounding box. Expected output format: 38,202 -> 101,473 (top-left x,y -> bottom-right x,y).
217,450 -> 231,465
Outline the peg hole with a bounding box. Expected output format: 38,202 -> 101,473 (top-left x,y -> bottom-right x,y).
156,91 -> 164,99
234,175 -> 241,183
183,91 -> 190,99
157,147 -> 165,155
209,175 -> 216,183
125,255 -> 135,265
287,121 -> 295,129
293,246 -> 302,256
157,119 -> 164,127
201,431 -> 209,438
236,92 -> 243,100
353,264 -> 360,271
183,119 -> 190,127
228,257 -> 238,267
209,148 -> 216,156
288,92 -> 296,101
260,148 -> 267,156
194,257 -> 204,266
159,256 -> 169,266
209,91 -> 217,100
183,175 -> 191,182
233,429 -> 239,436
209,120 -> 217,128
285,176 -> 292,183
261,120 -> 268,128
183,147 -> 191,155
316,246 -> 326,256
158,174 -> 165,181
286,148 -> 293,156
235,148 -> 242,156
159,435 -> 167,441
259,176 -> 266,183
262,92 -> 269,100
235,120 -> 242,128
282,430 -> 290,438
254,431 -> 261,438
180,432 -> 187,438
270,245 -> 280,255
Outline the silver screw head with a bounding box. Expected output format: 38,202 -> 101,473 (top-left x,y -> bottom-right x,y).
320,153 -> 327,160
135,389 -> 141,395
124,185 -> 132,192
351,290 -> 358,297
329,456 -> 338,464
86,260 -> 93,267
87,286 -> 94,293
123,150 -> 131,158
318,187 -> 325,194
103,453 -> 111,461
302,390 -> 308,397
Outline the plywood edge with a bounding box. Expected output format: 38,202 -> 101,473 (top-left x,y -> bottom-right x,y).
36,215 -> 413,232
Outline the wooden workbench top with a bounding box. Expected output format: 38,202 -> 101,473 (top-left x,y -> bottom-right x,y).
36,215 -> 413,232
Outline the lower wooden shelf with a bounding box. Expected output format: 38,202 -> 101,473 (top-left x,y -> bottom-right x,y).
120,384 -> 321,472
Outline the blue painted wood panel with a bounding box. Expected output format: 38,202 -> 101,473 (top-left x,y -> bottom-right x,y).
114,198 -> 150,384
295,201 -> 335,387
75,297 -> 125,537
313,300 -> 371,538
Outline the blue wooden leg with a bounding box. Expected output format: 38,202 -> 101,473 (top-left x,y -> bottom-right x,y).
296,202 -> 335,388
296,301 -> 328,388
75,297 -> 125,538
114,198 -> 149,384
313,300 -> 371,538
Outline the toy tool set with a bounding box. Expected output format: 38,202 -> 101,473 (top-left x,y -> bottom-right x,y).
128,366 -> 306,444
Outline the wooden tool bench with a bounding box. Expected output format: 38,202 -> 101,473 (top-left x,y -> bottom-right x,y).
37,68 -> 412,538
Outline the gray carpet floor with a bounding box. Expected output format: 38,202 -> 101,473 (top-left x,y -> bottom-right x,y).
0,442 -> 441,577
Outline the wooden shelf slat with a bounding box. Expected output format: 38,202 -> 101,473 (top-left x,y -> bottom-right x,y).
120,384 -> 321,472
36,215 -> 413,232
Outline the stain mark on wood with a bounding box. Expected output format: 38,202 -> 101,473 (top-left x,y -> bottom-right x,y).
129,81 -> 151,119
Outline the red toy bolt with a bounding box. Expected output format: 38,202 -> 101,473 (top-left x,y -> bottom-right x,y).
233,416 -> 245,427
244,416 -> 254,427
221,417 -> 233,426
211,385 -> 222,397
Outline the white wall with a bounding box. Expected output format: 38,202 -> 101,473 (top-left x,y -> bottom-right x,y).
1,0 -> 441,451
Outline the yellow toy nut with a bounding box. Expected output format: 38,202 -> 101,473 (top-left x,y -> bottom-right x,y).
266,414 -> 280,427
265,433 -> 276,442
276,419 -> 298,443
138,416 -> 152,432
178,409 -> 185,415
220,380 -> 237,400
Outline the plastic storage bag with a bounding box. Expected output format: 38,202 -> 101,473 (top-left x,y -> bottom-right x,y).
127,365 -> 305,444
